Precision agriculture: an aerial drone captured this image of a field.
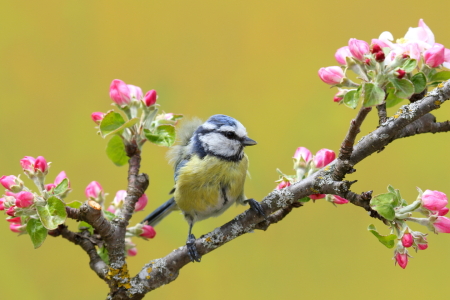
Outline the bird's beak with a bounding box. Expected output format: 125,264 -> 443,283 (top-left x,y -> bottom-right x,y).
243,136 -> 257,146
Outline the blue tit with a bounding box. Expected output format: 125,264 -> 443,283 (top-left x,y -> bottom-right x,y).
141,114 -> 264,262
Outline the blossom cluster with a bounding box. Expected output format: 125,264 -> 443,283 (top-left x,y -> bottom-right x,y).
276,147 -> 349,205
319,19 -> 450,108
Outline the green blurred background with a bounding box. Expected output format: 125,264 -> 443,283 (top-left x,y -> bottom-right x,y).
1,1 -> 450,299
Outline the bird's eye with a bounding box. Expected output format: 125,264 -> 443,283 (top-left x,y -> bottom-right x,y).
225,131 -> 236,139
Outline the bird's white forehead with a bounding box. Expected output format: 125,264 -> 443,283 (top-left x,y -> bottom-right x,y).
202,122 -> 217,130
218,122 -> 247,138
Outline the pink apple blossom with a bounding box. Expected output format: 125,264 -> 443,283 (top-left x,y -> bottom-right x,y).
143,90 -> 157,107
309,194 -> 325,200
127,84 -> 143,100
395,252 -> 408,269
432,216 -> 450,233
404,19 -> 435,49
335,46 -> 352,65
91,112 -> 105,124
34,156 -> 48,173
401,233 -> 413,248
318,67 -> 344,85
293,147 -> 312,163
20,156 -> 36,172
113,190 -> 127,206
0,175 -> 18,191
421,190 -> 448,211
332,195 -> 349,205
135,194 -> 148,212
348,38 -> 370,61
15,191 -> 34,208
314,149 -> 336,168
423,43 -> 445,68
276,181 -> 291,190
109,79 -> 131,106
140,225 -> 156,239
85,181 -> 103,199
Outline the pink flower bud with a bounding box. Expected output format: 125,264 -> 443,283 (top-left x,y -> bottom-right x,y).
276,181 -> 291,190
423,43 -> 445,68
348,38 -> 370,61
9,223 -> 23,233
54,171 -> 69,186
333,89 -> 349,103
91,112 -> 105,124
127,247 -> 138,256
0,175 -> 18,191
395,69 -> 406,79
332,195 -> 349,205
432,216 -> 450,233
371,44 -> 382,54
143,90 -> 157,107
375,51 -> 385,62
113,190 -> 127,206
135,193 -> 148,212
422,190 -> 448,211
7,217 -> 21,223
293,147 -> 312,163
318,67 -> 344,85
314,149 -> 336,168
20,156 -> 36,172
395,252 -> 408,269
309,194 -> 326,200
335,46 -> 352,65
435,207 -> 449,216
371,39 -> 390,50
127,84 -> 143,100
45,183 -> 56,191
15,191 -> 34,208
364,58 -> 371,65
107,205 -> 116,214
85,181 -> 103,199
140,225 -> 156,239
6,206 -> 16,217
401,233 -> 413,247
35,156 -> 48,173
418,243 -> 428,250
109,79 -> 131,106
0,197 -> 5,210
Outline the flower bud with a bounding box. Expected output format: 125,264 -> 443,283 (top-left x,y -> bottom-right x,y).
348,38 -> 370,61
127,84 -> 143,101
109,79 -> 131,106
35,156 -> 48,173
401,233 -> 413,247
20,156 -> 36,173
45,183 -> 56,191
422,190 -> 448,211
375,51 -> 385,62
435,207 -> 449,216
371,44 -> 382,54
85,181 -> 104,200
7,217 -> 21,223
318,67 -> 345,85
314,148 -> 336,168
127,247 -> 138,256
143,90 -> 157,107
293,147 -> 312,167
54,171 -> 69,187
371,39 -> 390,50
335,46 -> 352,65
423,43 -> 445,68
6,206 -> 16,217
140,225 -> 156,239
135,193 -> 148,212
364,58 -> 371,65
333,89 -> 350,103
432,216 -> 450,233
395,69 -> 406,79
91,112 -> 105,124
276,181 -> 291,190
309,194 -> 325,200
0,197 -> 5,210
0,175 -> 23,192
107,205 -> 116,214
332,195 -> 349,205
9,223 -> 24,233
15,191 -> 34,208
113,190 -> 127,206
395,252 -> 408,269
418,243 -> 428,250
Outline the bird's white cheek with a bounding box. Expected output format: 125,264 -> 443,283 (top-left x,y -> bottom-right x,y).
199,133 -> 241,157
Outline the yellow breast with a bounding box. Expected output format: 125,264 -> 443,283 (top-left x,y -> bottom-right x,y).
174,154 -> 249,219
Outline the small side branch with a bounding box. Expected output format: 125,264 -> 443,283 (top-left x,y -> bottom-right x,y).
376,103 -> 387,125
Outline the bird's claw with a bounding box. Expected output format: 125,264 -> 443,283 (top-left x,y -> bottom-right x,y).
186,234 -> 201,262
246,198 -> 266,219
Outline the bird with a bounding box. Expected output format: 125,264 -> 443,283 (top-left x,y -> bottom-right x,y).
141,114 -> 265,262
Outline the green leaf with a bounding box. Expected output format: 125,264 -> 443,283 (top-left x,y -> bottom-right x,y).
26,218 -> 48,249
368,224 -> 397,248
103,210 -> 116,221
401,59 -> 417,73
54,178 -> 69,195
99,111 -> 139,138
97,246 -> 109,264
370,193 -> 396,220
106,135 -> 128,166
36,196 -> 67,230
385,84 -> 406,108
363,83 -> 385,107
66,201 -> 82,209
79,221 -> 94,235
411,72 -> 427,94
389,77 -> 414,99
375,204 -> 395,220
144,125 -> 176,147
370,193 -> 395,206
343,89 -> 360,109
430,71 -> 450,82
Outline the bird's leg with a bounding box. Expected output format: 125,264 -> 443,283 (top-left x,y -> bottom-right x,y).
245,198 -> 266,219
186,221 -> 201,262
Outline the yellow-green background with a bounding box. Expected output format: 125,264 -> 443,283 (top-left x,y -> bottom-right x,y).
1,1 -> 450,299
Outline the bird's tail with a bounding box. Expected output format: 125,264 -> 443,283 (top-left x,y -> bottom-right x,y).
141,197 -> 177,226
